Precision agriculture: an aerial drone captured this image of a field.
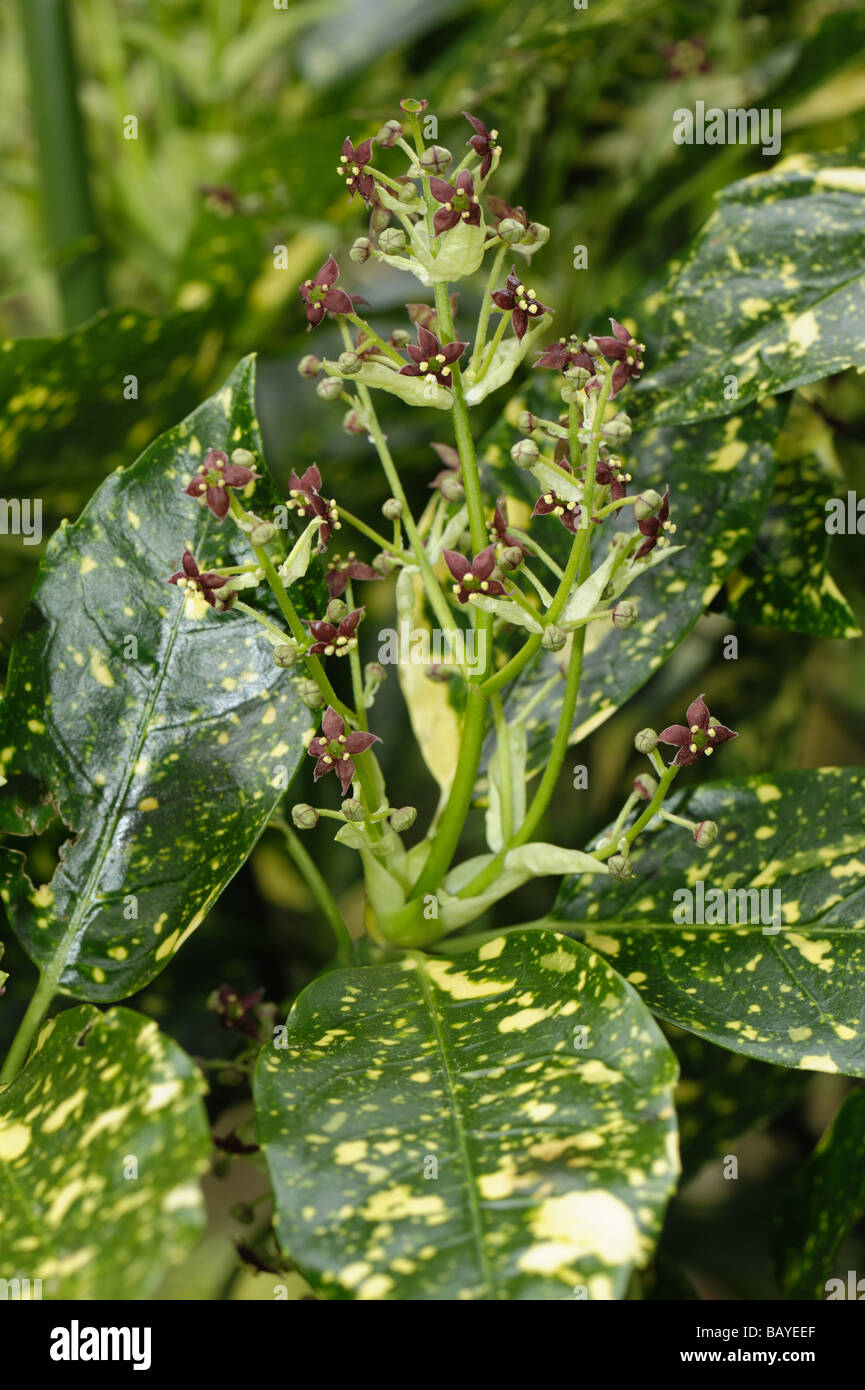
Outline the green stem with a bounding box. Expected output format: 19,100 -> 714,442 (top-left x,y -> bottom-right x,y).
336,504 -> 411,562
504,582 -> 545,625
508,529 -> 564,579
232,600 -> 290,643
472,244 -> 507,368
19,0 -> 107,325
410,687 -> 487,898
491,694 -> 513,843
0,971 -> 56,1083
594,764 -> 680,860
345,581 -> 367,732
272,816 -> 353,964
478,313 -> 509,379
347,314 -> 404,367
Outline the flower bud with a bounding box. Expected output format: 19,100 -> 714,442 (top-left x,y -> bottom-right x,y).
343,409 -> 367,436
693,820 -> 719,848
378,227 -> 407,254
297,679 -> 324,709
563,363 -> 592,384
337,350 -> 362,376
230,1202 -> 256,1225
349,236 -> 372,264
390,328 -> 411,348
250,519 -> 278,546
498,545 -> 524,572
584,337 -> 601,357
516,410 -> 537,435
375,119 -> 402,147
389,805 -> 417,832
542,624 -> 567,652
382,497 -> 404,521
326,598 -> 349,622
341,798 -> 365,822
602,412 -> 633,444
525,221 -> 550,248
291,802 -> 319,829
560,378 -> 583,404
364,661 -> 386,689
634,727 -> 658,754
398,183 -> 419,205
611,601 -> 638,630
231,448 -> 256,468
373,551 -> 398,576
510,438 -> 540,469
369,204 -> 391,235
316,376 -> 343,401
607,853 -> 634,883
498,218 -> 526,245
273,644 -> 298,669
632,490 -> 663,521
440,475 -> 464,502
419,145 -> 452,175
633,773 -> 657,801
298,354 -> 321,378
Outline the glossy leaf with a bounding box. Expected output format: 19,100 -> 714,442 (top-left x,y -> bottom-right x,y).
636,150 -> 865,426
0,1005 -> 209,1298
255,929 -> 679,1300
0,356 -> 323,1000
553,769 -> 865,1075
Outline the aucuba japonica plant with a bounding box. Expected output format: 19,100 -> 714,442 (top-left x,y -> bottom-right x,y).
2,89 -> 865,1307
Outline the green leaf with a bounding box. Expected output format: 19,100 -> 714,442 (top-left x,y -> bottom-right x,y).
255,930 -> 679,1300
552,768 -> 865,1075
0,1004 -> 209,1298
774,1088 -> 865,1299
0,356 -> 323,1000
636,150 -> 865,426
722,400 -> 860,638
480,391 -> 782,776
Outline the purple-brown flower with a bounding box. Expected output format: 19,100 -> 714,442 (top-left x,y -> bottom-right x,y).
287,465 -> 340,550
634,484 -> 674,560
184,447 -> 258,521
658,694 -> 738,767
463,112 -> 500,179
399,326 -> 467,389
531,489 -> 582,536
535,334 -> 596,375
490,496 -> 526,555
491,265 -> 552,341
429,171 -> 481,236
592,453 -> 630,502
299,256 -> 354,329
308,706 -> 381,796
593,318 -> 646,397
306,607 -> 364,657
443,545 -> 506,604
428,441 -> 462,492
337,138 -> 375,204
168,550 -> 235,612
325,552 -> 380,598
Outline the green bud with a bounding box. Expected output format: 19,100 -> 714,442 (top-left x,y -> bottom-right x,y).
390,328 -> 411,348
398,183 -> 420,206
542,624 -> 567,652
343,409 -> 367,436
249,518 -> 278,546
633,773 -> 657,801
341,798 -> 365,822
349,236 -> 372,264
584,337 -> 601,357
231,448 -> 256,469
525,220 -> 550,248
364,661 -> 386,685
375,119 -> 402,147
337,350 -> 362,376
510,438 -> 540,469
418,145 -> 452,176
560,378 -> 583,404
607,853 -> 634,883
612,601 -> 638,630
389,806 -> 417,832
298,354 -> 321,378
400,97 -> 428,113
516,410 -> 537,434
291,802 -> 319,829
498,545 -> 524,572
326,598 -> 349,622
440,475 -> 464,502
693,820 -> 719,848
602,412 -> 632,444
230,1202 -> 256,1225
373,551 -> 398,576
382,497 -> 404,520
378,227 -> 407,254
273,644 -> 298,669
369,204 -> 391,235
633,490 -> 663,521
297,679 -> 324,709
634,727 -> 658,754
316,376 -> 344,401
498,217 -> 526,245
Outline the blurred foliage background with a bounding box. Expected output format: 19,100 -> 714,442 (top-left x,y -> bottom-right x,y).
2,0 -> 864,1298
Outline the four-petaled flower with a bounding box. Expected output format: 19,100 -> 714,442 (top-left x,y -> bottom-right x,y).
463,112 -> 500,179
535,334 -> 596,375
287,465 -> 340,550
337,138 -> 375,204
399,326 -> 467,389
593,318 -> 646,397
168,550 -> 235,613
531,489 -> 582,535
299,255 -> 354,329
490,496 -> 527,555
306,607 -> 365,657
184,447 -> 258,521
212,985 -> 265,1042
308,706 -> 381,796
443,545 -> 506,604
592,453 -> 630,502
486,195 -> 529,236
325,552 -> 380,598
658,694 -> 738,767
491,265 -> 552,341
429,171 -> 481,236
634,484 -> 674,559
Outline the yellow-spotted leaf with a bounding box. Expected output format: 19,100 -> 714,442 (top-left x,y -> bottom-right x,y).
553,769 -> 865,1076
0,1004 -> 209,1298
255,929 -> 679,1301
0,356 -> 324,1000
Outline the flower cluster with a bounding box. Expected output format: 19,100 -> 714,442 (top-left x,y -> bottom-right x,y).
308,707 -> 381,796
